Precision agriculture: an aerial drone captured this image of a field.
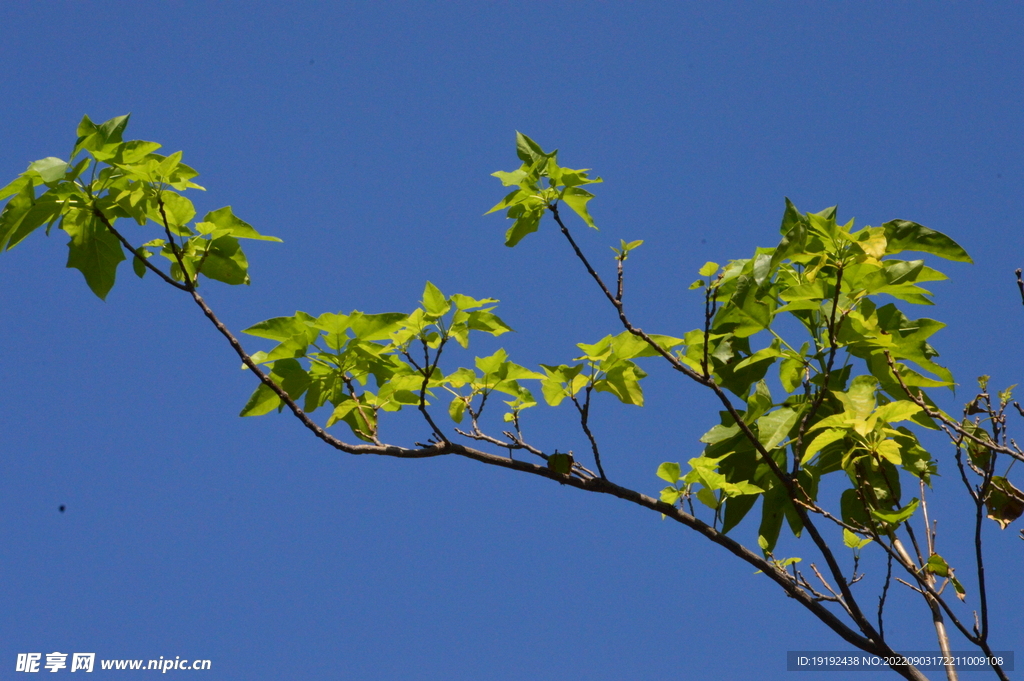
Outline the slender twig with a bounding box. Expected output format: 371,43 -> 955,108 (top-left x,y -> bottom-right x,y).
701,282 -> 718,379
953,444 -> 980,503
920,479 -> 935,557
876,535 -> 980,647
886,353 -> 1024,464
156,193 -> 195,290
895,578 -> 925,595
571,385 -> 606,479
808,563 -> 852,616
974,508 -> 990,640
793,262 -> 845,471
92,208 -> 189,291
878,551 -> 893,641
548,205 -> 705,383
615,256 -> 624,303
342,375 -> 381,445
417,336 -> 449,442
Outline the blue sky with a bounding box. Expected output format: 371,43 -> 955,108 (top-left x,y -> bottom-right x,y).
2,4 -> 1022,680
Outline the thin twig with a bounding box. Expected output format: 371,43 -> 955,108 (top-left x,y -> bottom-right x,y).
886,353 -> 1024,464
878,551 -> 893,641
793,262 -> 845,471
571,385 -> 606,479
92,208 -> 189,291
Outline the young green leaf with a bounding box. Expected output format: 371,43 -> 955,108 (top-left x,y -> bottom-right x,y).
882,220 -> 972,263
843,529 -> 873,550
870,498 -> 920,526
657,462 -> 682,484
422,281 -> 450,317
63,211 -> 126,299
698,261 -> 719,277
561,186 -> 597,229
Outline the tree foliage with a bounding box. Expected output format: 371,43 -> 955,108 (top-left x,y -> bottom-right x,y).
4,116 -> 1022,681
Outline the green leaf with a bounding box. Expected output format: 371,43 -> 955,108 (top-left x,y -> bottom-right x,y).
734,344 -> 784,371
63,211 -> 126,299
73,114 -> 130,158
448,396 -> 466,423
873,400 -> 922,424
839,376 -> 879,419
700,422 -> 740,445
0,175 -> 32,202
485,188 -> 529,215
660,486 -> 682,505
558,166 -> 602,188
595,361 -> 647,406
695,486 -> 719,509
882,220 -> 972,263
243,312 -> 316,342
926,553 -> 951,577
699,261 -> 719,277
313,312 -> 350,349
157,192 -> 195,230
561,186 -> 597,229
0,182 -> 61,251
779,355 -> 804,393
804,428 -> 846,460
840,488 -> 871,529
28,157 -> 68,184
476,348 -> 510,376
348,312 -> 408,340
924,553 -> 966,599
239,383 -> 281,417
843,529 -> 872,550
132,250 -> 149,278
721,494 -> 758,534
539,363 -> 585,406
515,131 -> 549,164
657,462 -> 681,484
112,140 -> 162,164
492,169 -> 528,187
200,206 -> 281,241
503,205 -> 544,247
198,235 -> 250,285
757,408 -> 799,450
271,358 -> 312,401
422,281 -> 450,316
449,293 -> 497,310
758,485 -> 788,552
466,310 -> 513,336
547,452 -> 574,475
870,498 -> 920,526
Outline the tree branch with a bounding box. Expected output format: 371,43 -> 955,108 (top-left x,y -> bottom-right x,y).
571,383 -> 606,479
92,208 -> 189,291
886,353 -> 1024,464
548,204 -> 706,383
549,205 -> 898,653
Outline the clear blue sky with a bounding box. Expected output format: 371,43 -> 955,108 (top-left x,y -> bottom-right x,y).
2,4 -> 1022,680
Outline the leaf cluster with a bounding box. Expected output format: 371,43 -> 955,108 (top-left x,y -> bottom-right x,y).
0,114 -> 277,298
486,133 -> 602,246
